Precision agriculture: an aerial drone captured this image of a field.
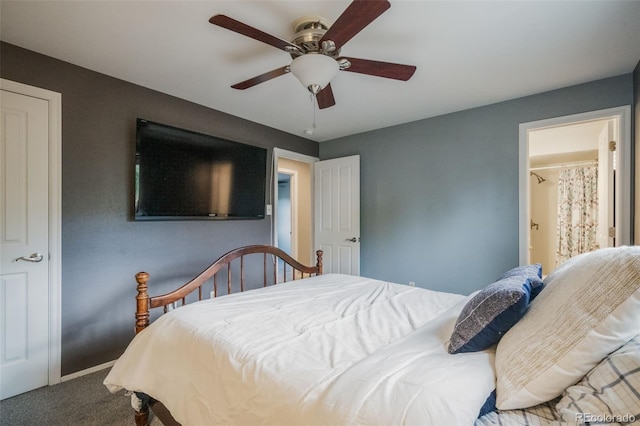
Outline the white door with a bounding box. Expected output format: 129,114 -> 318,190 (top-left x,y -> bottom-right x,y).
597,119 -> 615,248
0,89 -> 50,399
314,155 -> 360,275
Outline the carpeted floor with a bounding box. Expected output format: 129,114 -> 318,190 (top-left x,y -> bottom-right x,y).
0,368 -> 162,426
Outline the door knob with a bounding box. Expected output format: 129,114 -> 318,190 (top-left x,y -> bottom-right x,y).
345,237 -> 360,243
13,253 -> 44,263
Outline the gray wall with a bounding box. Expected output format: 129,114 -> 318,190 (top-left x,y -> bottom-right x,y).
0,42 -> 318,375
320,75 -> 634,296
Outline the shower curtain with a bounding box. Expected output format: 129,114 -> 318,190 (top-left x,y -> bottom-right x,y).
556,166 -> 598,265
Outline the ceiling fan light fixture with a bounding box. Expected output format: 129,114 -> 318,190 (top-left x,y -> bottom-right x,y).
290,53 -> 339,94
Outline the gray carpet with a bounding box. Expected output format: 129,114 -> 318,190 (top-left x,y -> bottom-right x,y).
0,368 -> 162,425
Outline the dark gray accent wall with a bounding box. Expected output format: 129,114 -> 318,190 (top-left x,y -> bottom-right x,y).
320,75 -> 634,296
1,42 -> 318,375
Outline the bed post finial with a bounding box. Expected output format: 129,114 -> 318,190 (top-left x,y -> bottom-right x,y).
135,272 -> 150,334
316,250 -> 323,275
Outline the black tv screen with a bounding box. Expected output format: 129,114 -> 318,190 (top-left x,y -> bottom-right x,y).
135,119 -> 267,220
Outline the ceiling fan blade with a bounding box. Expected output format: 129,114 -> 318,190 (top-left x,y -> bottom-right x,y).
320,0 -> 390,50
210,15 -> 299,53
231,66 -> 289,90
339,57 -> 416,81
316,84 -> 336,109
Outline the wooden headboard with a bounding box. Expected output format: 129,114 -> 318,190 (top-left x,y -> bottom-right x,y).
134,245 -> 323,334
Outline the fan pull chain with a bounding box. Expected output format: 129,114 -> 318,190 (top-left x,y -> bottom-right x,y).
313,95 -> 317,129
309,93 -> 317,130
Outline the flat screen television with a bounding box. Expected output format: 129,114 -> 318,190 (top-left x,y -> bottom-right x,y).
135,119 -> 267,220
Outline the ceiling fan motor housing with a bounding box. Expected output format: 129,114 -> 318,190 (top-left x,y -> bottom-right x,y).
290,17 -> 340,58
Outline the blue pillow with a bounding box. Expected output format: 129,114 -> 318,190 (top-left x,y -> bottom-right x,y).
477,390 -> 497,418
448,275 -> 533,354
498,263 -> 544,299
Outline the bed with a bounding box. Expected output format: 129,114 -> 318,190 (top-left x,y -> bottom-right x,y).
104,245 -> 640,425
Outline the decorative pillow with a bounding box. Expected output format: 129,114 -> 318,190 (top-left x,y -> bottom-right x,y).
497,263 -> 544,299
477,390 -> 497,418
495,246 -> 640,410
448,275 -> 533,354
555,336 -> 640,424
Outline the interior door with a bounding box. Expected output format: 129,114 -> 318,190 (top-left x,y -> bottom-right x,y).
1,89 -> 50,399
314,155 -> 360,275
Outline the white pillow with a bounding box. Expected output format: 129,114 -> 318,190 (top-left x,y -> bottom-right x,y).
495,246 -> 640,410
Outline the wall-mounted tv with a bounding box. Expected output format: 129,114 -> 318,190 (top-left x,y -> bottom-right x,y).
135,119 -> 267,220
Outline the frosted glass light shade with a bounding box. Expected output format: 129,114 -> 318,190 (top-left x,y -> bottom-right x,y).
290,53 -> 339,94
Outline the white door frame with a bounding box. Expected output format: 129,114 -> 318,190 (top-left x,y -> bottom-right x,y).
272,148 -> 318,260
518,106 -> 632,264
1,78 -> 62,386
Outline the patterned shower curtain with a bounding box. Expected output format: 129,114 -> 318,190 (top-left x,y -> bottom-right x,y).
556,166 -> 598,265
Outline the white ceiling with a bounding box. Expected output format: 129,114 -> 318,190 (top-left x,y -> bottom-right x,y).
2,1 -> 639,142
529,119 -> 605,157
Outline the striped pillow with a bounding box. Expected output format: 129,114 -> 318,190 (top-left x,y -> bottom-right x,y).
556,336 -> 639,424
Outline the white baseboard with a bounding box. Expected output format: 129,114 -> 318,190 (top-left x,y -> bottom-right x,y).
60,359 -> 116,382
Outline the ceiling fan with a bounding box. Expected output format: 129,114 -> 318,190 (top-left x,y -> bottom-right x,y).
209,0 -> 417,109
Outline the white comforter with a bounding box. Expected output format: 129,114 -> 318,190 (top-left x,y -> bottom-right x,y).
105,273 -> 495,425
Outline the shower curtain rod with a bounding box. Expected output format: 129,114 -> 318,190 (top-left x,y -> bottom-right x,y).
529,159 -> 598,172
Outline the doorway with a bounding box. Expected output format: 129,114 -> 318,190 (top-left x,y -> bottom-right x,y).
519,106 -> 632,272
272,149 -> 362,276
277,172 -> 294,257
272,148 -> 316,266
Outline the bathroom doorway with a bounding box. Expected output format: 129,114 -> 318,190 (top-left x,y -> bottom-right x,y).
519,107 -> 631,275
